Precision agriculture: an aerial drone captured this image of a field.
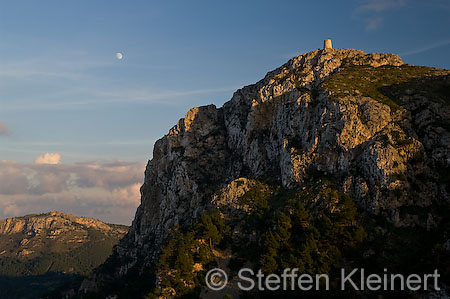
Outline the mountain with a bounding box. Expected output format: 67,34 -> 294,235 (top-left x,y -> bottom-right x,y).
78,48 -> 450,298
0,211 -> 128,298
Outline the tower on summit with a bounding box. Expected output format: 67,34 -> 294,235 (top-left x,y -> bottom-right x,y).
324,39 -> 332,49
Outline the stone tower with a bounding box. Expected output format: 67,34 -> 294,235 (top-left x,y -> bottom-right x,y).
324,39 -> 332,49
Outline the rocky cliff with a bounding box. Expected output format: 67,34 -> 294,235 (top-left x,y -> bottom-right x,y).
0,211 -> 127,238
0,211 -> 128,260
82,48 -> 450,297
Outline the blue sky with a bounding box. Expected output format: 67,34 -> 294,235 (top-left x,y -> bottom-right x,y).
0,0 -> 449,223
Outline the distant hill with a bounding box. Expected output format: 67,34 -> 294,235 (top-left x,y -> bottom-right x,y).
0,211 -> 128,298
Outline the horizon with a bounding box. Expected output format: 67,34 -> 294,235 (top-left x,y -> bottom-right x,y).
1,0 -> 449,225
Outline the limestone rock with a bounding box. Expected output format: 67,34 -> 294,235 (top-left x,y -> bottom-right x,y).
85,48 -> 450,292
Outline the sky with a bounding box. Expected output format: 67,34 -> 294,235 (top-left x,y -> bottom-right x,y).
1,0 -> 449,224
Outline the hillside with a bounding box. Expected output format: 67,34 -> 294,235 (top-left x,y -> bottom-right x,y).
0,211 -> 128,298
77,48 -> 450,298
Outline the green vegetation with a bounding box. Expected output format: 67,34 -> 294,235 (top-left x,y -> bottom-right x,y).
128,179 -> 450,298
358,205 -> 450,286
0,228 -> 120,277
257,184 -> 366,278
322,65 -> 450,110
0,214 -> 128,299
146,211 -> 231,298
135,181 -> 367,298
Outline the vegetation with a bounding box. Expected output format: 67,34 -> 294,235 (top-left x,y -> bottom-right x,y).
114,179 -> 450,298
121,181 -> 367,298
0,228 -> 120,277
322,65 -> 450,110
356,203 -> 450,297
0,214 -> 127,299
146,211 -> 231,298
257,184 -> 366,277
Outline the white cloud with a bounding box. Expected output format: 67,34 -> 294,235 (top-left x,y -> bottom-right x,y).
0,160 -> 145,225
35,153 -> 62,165
0,162 -> 30,195
0,122 -> 11,136
111,183 -> 142,206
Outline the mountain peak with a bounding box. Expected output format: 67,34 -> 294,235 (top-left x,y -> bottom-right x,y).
269,48 -> 403,86
229,48 -> 405,112
80,48 -> 449,296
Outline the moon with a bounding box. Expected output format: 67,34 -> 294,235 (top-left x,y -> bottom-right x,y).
116,52 -> 123,60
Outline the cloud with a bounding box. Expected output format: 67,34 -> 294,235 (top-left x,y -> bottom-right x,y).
72,161 -> 144,189
354,0 -> 406,31
35,152 -> 61,164
0,50 -> 236,113
0,122 -> 11,136
365,16 -> 384,31
111,183 -> 142,206
0,159 -> 145,225
28,169 -> 71,195
399,39 -> 450,56
0,162 -> 30,195
3,204 -> 21,217
0,53 -> 112,81
1,86 -> 238,112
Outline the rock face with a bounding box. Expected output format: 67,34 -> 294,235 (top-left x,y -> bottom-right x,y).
0,211 -> 127,238
86,48 -> 450,291
0,211 -> 128,262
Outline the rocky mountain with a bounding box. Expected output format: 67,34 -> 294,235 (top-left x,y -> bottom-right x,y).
0,211 -> 128,298
79,48 -> 450,298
